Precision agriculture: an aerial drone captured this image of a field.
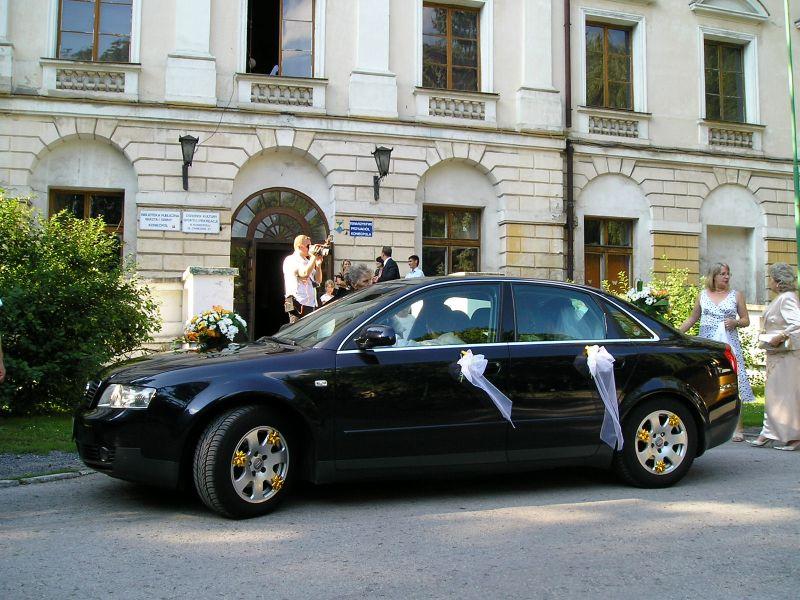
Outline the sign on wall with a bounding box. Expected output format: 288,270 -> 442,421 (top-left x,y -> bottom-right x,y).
182,211 -> 221,234
349,219 -> 373,237
139,209 -> 181,231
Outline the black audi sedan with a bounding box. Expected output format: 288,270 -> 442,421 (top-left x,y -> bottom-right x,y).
75,276 -> 739,518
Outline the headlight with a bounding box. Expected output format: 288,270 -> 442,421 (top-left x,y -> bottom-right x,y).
96,384 -> 156,409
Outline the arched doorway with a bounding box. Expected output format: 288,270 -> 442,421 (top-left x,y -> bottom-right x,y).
231,188 -> 330,338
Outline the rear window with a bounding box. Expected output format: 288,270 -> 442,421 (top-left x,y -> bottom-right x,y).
512,284 -> 606,342
603,300 -> 653,339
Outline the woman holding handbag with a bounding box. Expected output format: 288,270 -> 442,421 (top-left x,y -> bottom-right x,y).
748,263 -> 800,450
679,262 -> 754,441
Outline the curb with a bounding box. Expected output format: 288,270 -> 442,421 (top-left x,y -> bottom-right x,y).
0,469 -> 95,488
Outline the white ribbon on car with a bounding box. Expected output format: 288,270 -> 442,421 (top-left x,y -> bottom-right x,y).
457,350 -> 515,428
585,345 -> 623,450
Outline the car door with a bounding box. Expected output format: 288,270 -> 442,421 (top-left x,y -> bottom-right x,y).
334,282 -> 509,471
506,283 -> 641,462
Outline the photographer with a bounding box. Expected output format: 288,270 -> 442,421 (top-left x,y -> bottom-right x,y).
283,234 -> 325,323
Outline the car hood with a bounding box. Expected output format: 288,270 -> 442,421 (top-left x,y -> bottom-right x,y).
100,341 -> 301,383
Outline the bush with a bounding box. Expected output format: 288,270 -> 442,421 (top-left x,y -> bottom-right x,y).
0,191 -> 161,415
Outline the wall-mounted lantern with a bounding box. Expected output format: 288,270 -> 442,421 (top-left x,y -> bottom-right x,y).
179,134 -> 199,191
372,146 -> 393,200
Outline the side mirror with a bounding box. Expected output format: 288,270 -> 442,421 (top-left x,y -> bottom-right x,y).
355,325 -> 396,350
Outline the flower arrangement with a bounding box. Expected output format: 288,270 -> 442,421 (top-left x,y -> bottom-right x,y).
624,283 -> 670,320
182,306 -> 247,351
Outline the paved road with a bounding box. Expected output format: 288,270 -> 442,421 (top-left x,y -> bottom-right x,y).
1,441 -> 798,600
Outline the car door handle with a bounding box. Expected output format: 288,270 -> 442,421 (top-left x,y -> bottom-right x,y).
486,361 -> 502,377
613,357 -> 626,369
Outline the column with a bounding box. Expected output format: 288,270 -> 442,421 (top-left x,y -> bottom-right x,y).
0,0 -> 13,92
348,0 -> 398,119
516,0 -> 562,131
165,0 -> 217,105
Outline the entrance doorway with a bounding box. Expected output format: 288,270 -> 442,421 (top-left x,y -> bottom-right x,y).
230,188 -> 330,339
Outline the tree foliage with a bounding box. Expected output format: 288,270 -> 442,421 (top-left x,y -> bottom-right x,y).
0,192 -> 161,415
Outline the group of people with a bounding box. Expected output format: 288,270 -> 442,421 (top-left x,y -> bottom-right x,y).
679,262 -> 800,451
282,236 -> 425,323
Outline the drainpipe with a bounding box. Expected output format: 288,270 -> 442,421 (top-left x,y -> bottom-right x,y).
564,0 -> 575,280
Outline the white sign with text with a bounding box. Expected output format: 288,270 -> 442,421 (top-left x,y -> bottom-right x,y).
139,210 -> 181,231
182,211 -> 221,234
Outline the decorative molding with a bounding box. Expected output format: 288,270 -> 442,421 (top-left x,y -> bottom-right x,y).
40,58 -> 140,101
575,106 -> 651,141
689,0 -> 769,24
699,120 -> 764,151
413,88 -> 498,126
236,74 -> 327,114
588,115 -> 639,138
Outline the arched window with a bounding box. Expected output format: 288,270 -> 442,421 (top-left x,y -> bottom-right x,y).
231,188 -> 327,242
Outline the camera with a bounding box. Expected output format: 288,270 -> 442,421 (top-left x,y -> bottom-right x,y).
310,234 -> 334,257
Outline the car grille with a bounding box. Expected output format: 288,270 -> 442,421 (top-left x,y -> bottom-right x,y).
80,443 -> 115,469
84,381 -> 101,406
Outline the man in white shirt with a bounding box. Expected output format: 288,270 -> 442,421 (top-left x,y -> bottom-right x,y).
405,254 -> 424,278
283,234 -> 324,323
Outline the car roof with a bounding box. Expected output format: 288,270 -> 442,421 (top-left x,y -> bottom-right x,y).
381,274 -> 606,295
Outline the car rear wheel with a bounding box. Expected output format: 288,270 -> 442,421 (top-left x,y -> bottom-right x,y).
193,405 -> 293,518
613,397 -> 697,488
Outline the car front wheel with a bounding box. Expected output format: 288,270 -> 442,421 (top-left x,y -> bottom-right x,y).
613,397 -> 697,488
193,405 -> 293,518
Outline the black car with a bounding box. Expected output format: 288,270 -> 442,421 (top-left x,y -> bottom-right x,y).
74,276 -> 739,518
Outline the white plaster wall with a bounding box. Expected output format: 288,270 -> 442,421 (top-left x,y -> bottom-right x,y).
574,173 -> 652,285
8,0 -> 50,93
231,149 -> 333,226
700,183 -> 765,303
28,138 -> 139,258
415,160 -> 499,272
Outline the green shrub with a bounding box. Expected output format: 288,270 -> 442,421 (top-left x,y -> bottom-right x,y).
0,191 -> 161,415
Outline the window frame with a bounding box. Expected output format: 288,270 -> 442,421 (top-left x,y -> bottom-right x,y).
583,217 -> 633,291
421,2 -> 481,92
585,21 -> 633,111
422,205 -> 482,276
53,0 -> 139,63
49,188 -> 125,259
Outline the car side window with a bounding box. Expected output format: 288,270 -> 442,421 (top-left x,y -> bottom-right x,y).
512,284 -> 606,342
603,300 -> 653,339
371,284 -> 500,347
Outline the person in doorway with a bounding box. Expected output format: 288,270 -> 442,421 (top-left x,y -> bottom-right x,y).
376,246 -> 400,282
679,262 -> 754,441
283,234 -> 324,323
349,263 -> 374,291
320,280 -> 337,306
748,263 -> 800,451
405,254 -> 424,278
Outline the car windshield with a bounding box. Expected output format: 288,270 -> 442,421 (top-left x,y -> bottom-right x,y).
269,282 -> 415,347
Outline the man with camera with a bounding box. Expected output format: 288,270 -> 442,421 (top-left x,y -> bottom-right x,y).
283,234 -> 326,323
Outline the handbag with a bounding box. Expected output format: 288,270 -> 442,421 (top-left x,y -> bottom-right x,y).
758,333 -> 789,350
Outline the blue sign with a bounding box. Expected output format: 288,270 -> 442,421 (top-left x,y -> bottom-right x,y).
349,219 -> 373,237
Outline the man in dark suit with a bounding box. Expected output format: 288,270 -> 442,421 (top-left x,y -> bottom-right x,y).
376,246 -> 400,281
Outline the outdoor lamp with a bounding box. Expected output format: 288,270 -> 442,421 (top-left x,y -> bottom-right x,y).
372,146 -> 393,200
179,134 -> 199,191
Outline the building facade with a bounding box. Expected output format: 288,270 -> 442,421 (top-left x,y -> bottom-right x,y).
0,0 -> 797,342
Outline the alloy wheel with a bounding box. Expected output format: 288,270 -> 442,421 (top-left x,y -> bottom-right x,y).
633,410 -> 688,476
229,426 -> 289,503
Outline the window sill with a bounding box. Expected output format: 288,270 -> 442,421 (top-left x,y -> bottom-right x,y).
40,58 -> 140,101
235,73 -> 327,114
698,119 -> 765,152
413,87 -> 498,127
575,105 -> 651,142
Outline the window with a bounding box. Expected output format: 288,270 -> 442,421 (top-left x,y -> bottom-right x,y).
584,218 -> 632,292
422,3 -> 479,91
372,283 -> 500,347
57,0 -> 132,62
586,22 -> 632,110
422,207 -> 481,276
512,284 -> 606,342
602,300 -> 651,340
50,189 -> 124,256
704,40 -> 745,123
246,0 -> 314,77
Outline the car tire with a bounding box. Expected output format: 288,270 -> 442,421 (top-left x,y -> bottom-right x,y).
613,397 -> 697,488
193,405 -> 294,519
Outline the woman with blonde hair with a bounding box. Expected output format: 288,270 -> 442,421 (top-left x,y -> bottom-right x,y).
680,262 -> 754,441
748,263 -> 800,450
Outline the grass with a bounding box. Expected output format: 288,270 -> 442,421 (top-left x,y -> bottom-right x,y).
0,415 -> 75,455
742,383 -> 765,428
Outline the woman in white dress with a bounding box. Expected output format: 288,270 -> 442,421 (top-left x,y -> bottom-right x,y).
680,263 -> 755,441
748,263 -> 800,451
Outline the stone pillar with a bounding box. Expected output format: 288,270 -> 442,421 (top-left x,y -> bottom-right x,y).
182,267 -> 239,324
0,0 -> 13,93
165,0 -> 217,105
516,0 -> 561,131
348,0 -> 398,119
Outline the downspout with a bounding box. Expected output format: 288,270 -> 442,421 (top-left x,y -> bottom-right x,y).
564,0 -> 575,280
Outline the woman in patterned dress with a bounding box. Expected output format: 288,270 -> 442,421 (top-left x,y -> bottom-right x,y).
679,263 -> 755,441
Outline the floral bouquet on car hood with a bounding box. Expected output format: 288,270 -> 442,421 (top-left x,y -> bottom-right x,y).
624,282 -> 669,320
182,306 -> 247,352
